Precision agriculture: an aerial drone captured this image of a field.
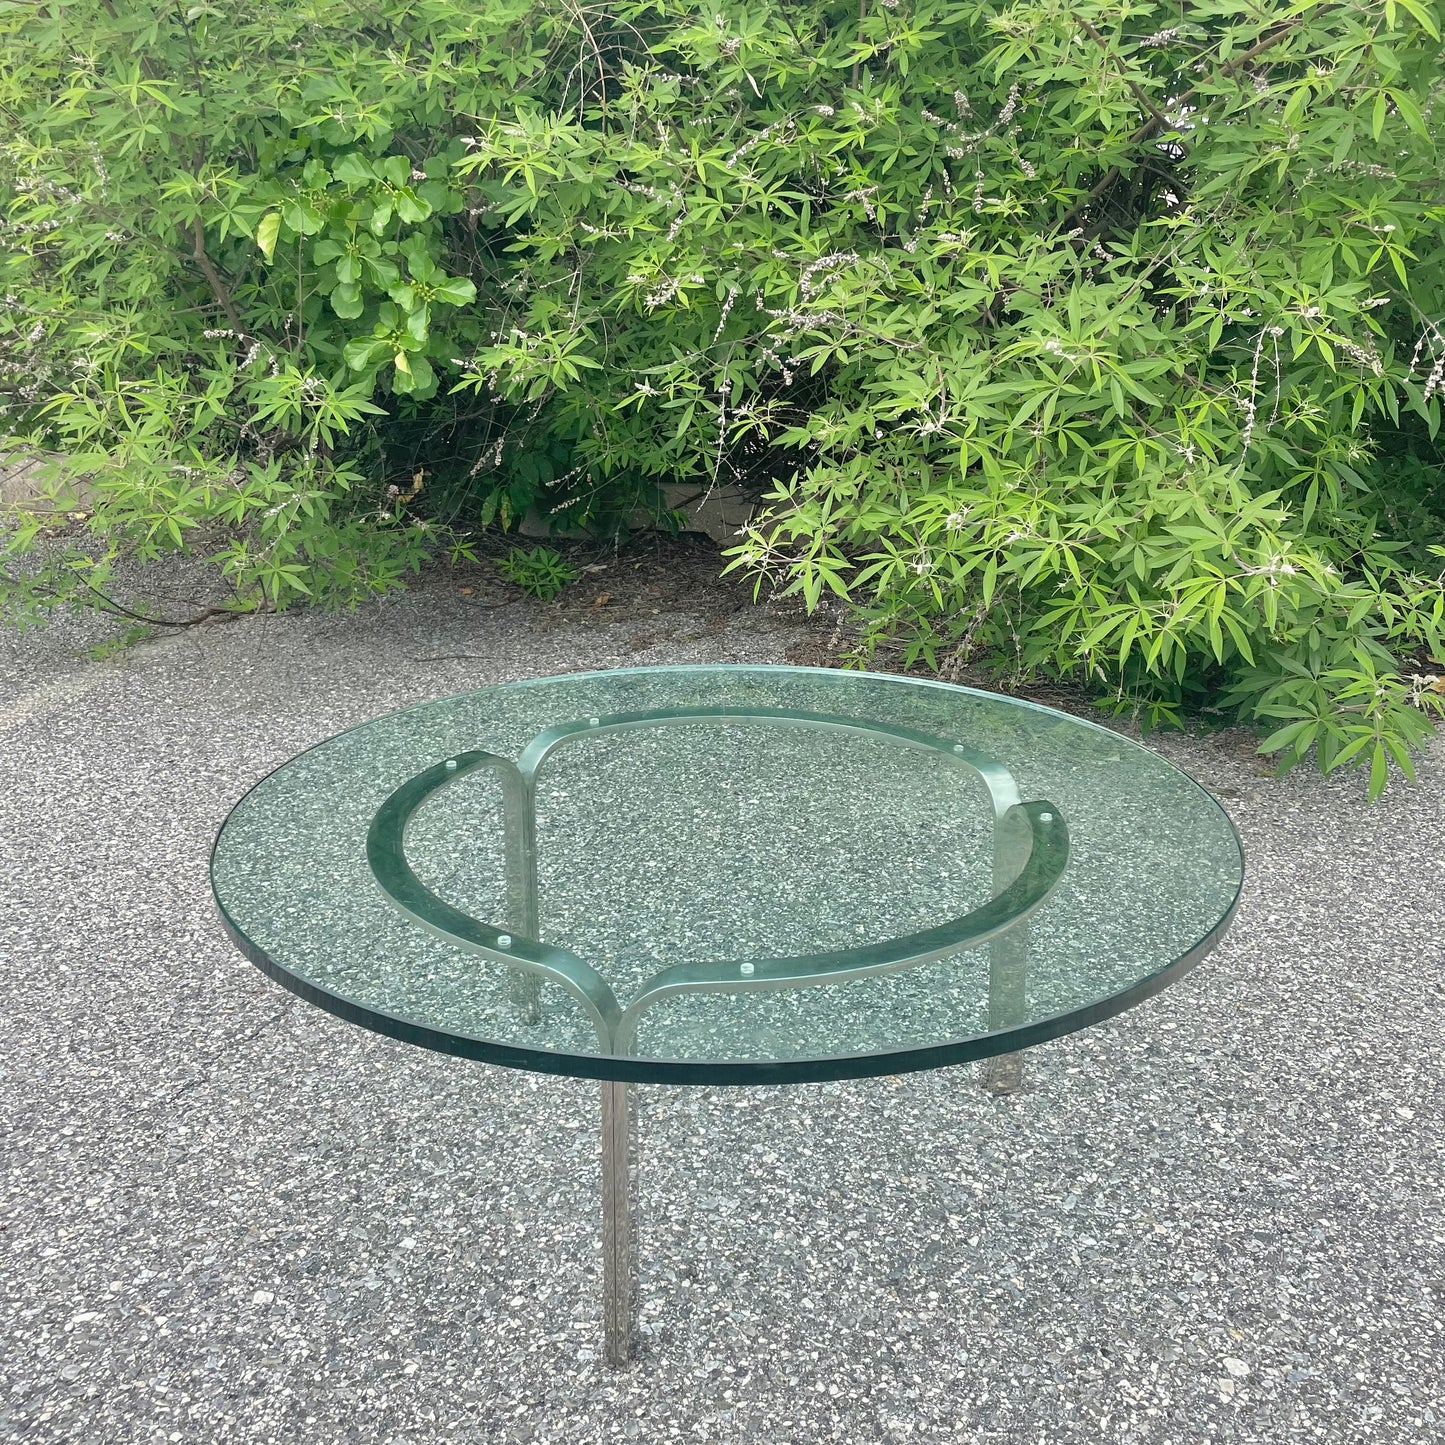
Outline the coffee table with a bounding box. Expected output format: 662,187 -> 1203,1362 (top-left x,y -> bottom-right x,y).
210,664 -> 1243,1366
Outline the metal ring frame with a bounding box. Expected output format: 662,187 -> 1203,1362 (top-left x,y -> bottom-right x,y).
364,707 -> 1070,1058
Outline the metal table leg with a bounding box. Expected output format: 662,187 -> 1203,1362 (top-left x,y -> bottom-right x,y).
503,768 -> 542,1025
984,804 -> 1032,1095
601,1080 -> 637,1366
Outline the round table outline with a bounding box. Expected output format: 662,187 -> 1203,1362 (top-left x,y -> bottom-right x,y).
209,663 -> 1244,1366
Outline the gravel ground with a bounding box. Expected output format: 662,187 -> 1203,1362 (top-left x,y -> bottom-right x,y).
1,553 -> 1442,1445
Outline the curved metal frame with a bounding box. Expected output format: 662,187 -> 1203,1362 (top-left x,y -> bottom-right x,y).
361,704 -> 1076,1368
363,707 -> 1069,1059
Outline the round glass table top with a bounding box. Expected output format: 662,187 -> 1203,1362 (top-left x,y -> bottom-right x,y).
210,665 -> 1243,1084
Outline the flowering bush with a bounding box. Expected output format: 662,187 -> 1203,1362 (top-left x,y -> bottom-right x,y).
2,0 -> 1444,791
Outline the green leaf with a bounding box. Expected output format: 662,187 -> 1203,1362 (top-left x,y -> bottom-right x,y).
394,188 -> 431,224
403,305 -> 429,346
365,256 -> 400,287
1390,88 -> 1429,139
1396,0 -> 1441,36
343,336 -> 389,371
256,210 -> 281,262
332,152 -> 375,187
330,282 -> 364,319
282,198 -> 324,235
402,240 -> 441,281
1368,742 -> 1388,800
399,353 -> 435,395
432,276 -> 476,306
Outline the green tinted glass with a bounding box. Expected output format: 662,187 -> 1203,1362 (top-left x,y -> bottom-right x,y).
210,666 -> 1242,1083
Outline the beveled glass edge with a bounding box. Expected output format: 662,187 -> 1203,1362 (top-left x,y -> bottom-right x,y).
210,875 -> 1241,1085
209,663 -> 1247,1085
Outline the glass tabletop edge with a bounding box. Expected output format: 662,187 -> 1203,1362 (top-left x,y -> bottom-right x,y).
209,867 -> 1244,1088
213,660 -> 1248,868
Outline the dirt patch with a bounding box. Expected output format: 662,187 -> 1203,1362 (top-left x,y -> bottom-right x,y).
450,532 -> 822,649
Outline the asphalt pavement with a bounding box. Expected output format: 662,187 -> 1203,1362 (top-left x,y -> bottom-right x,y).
1,558 -> 1441,1444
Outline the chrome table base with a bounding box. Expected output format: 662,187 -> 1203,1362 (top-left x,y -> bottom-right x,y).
600,1080 -> 638,1367
595,1058 -> 1022,1367
366,705 -> 1056,1367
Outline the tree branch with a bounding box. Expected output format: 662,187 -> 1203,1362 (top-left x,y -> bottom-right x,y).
2,564 -> 263,630
82,582 -> 259,629
188,216 -> 244,332
1077,16 -> 1169,131
1054,14 -> 1310,239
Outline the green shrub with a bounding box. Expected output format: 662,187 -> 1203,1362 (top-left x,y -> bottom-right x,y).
2,0 -> 1444,792
496,544 -> 578,602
